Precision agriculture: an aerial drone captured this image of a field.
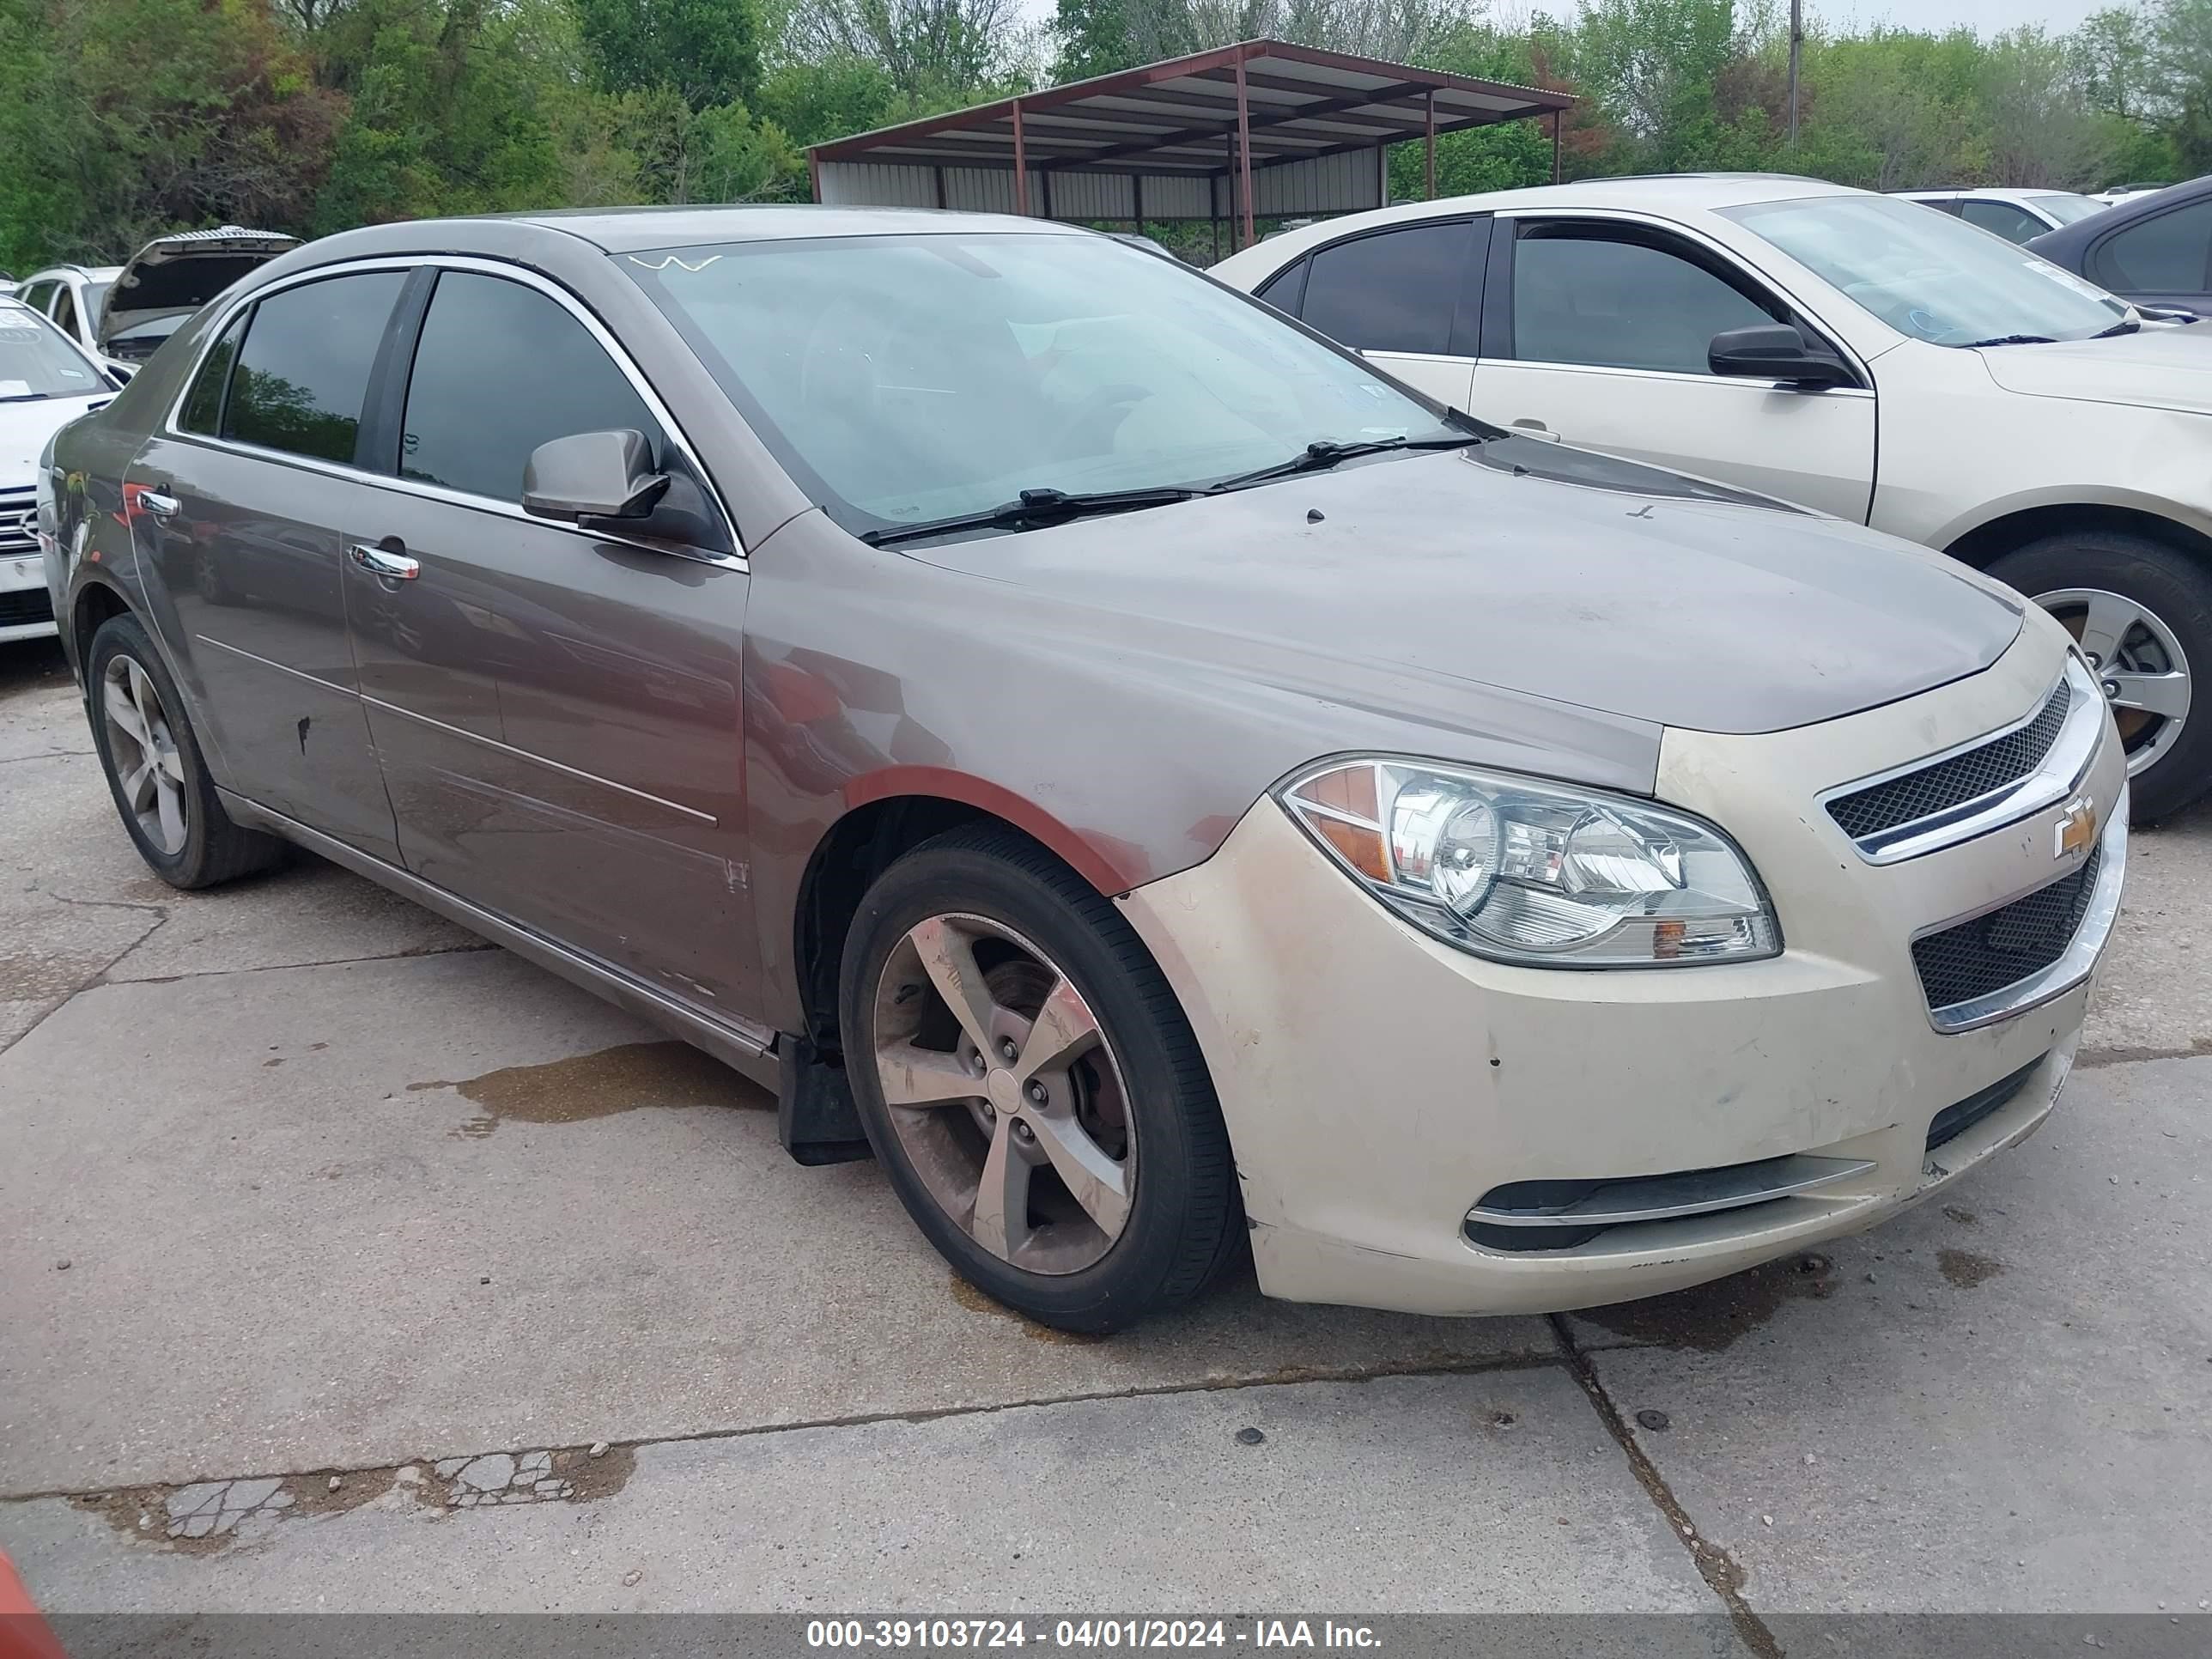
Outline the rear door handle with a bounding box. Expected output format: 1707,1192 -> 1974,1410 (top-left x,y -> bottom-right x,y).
138,489 -> 180,518
349,543 -> 419,581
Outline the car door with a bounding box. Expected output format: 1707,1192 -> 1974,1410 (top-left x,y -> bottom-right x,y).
1959,198 -> 2050,246
1469,216 -> 1877,522
1256,218 -> 1484,409
345,262 -> 759,1015
123,268 -> 410,862
2085,197 -> 2212,313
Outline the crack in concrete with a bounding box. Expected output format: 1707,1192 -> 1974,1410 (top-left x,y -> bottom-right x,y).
1,1351 -> 1565,1510
1548,1313 -> 1783,1659
0,749 -> 96,763
119,942 -> 497,985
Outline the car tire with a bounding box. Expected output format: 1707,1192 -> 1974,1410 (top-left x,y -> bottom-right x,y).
86,613 -> 283,889
839,823 -> 1242,1333
1987,531 -> 2212,821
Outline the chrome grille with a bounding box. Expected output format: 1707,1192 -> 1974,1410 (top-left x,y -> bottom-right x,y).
1911,848 -> 2103,1015
1829,679 -> 2071,842
0,489 -> 34,556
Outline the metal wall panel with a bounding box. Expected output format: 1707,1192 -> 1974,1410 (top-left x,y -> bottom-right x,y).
818,153 -> 1389,221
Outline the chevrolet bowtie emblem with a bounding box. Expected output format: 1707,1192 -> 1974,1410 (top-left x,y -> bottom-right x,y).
2054,797 -> 2098,859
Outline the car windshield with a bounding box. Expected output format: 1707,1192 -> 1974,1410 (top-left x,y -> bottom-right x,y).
2030,193 -> 2106,226
621,231 -> 1457,538
0,304 -> 106,399
1723,194 -> 2129,345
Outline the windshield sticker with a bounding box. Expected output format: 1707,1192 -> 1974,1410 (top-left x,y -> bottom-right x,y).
0,314 -> 40,331
2024,261 -> 2117,302
0,380 -> 32,398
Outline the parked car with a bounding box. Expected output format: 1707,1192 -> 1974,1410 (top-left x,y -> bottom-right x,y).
99,227 -> 299,373
12,261 -> 120,368
42,208 -> 2125,1331
1217,173 -> 2211,818
2028,173 -> 2212,320
1894,186 -> 2107,244
3,296 -> 118,643
16,228 -> 297,380
2092,182 -> 2176,206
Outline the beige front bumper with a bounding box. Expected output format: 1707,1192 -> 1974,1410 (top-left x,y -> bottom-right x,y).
1116,616 -> 2126,1316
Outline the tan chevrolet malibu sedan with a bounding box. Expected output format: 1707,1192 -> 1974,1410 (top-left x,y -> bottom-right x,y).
39,206 -> 2126,1331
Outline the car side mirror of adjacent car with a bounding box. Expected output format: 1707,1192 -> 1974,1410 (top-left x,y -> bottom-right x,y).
1708,325 -> 1853,390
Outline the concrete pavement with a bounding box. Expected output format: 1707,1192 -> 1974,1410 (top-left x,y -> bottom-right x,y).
3,635 -> 2209,1626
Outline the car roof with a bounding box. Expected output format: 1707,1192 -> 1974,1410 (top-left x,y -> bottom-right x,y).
2029,173 -> 2212,258
504,204 -> 1085,253
1895,186 -> 2086,202
21,264 -> 125,283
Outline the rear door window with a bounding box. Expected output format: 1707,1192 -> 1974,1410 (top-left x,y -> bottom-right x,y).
1959,199 -> 2046,244
222,271 -> 407,465
398,270 -> 660,503
1298,222 -> 1473,356
2094,202 -> 2212,292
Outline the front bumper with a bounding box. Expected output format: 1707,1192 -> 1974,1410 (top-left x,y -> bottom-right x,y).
1115,619 -> 2126,1316
0,547 -> 58,642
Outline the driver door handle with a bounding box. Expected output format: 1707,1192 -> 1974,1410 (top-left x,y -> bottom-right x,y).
349,543 -> 420,581
138,489 -> 180,518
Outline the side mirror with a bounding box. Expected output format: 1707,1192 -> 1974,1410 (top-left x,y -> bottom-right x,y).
1708,324 -> 1852,390
522,429 -> 668,523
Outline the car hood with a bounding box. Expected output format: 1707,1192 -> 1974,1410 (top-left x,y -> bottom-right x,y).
1978,324 -> 2212,415
98,228 -> 297,349
0,394 -> 108,480
904,440 -> 2023,737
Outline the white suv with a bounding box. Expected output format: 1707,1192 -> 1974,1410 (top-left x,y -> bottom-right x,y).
1213,174 -> 2212,817
1,298 -> 117,642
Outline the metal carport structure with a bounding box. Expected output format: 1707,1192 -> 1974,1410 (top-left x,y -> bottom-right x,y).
806,40 -> 1574,255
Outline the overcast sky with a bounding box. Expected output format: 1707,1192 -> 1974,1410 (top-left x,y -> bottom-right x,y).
1815,0 -> 2105,36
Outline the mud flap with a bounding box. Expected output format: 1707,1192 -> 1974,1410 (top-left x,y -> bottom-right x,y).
777,1037 -> 874,1166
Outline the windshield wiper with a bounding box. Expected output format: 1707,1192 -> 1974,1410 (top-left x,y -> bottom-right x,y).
0,392 -> 56,404
2090,315 -> 2142,338
1958,334 -> 2057,348
1206,432 -> 1486,494
860,484 -> 1197,547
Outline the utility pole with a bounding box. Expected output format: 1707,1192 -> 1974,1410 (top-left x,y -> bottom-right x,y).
1787,0 -> 1802,147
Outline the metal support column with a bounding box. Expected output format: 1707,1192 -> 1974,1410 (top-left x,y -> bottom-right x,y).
1234,56 -> 1255,248
1425,91 -> 1436,199
1012,99 -> 1029,216
1551,109 -> 1562,183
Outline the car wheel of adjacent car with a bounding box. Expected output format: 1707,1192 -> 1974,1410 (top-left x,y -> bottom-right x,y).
87,613 -> 283,888
839,824 -> 1241,1333
1988,532 -> 2211,819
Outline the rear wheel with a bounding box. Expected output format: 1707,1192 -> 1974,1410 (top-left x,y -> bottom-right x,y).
1987,532 -> 2211,819
839,824 -> 1240,1333
87,613 -> 283,888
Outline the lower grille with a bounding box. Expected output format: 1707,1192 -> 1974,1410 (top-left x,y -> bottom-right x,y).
0,586 -> 55,628
1911,848 -> 2103,1014
1926,1055 -> 2044,1152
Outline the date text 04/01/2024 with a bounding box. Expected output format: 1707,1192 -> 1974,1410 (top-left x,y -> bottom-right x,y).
804,1620 -> 1382,1650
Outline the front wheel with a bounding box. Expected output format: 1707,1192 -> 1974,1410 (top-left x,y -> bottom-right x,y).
1987,532 -> 2211,820
839,824 -> 1241,1333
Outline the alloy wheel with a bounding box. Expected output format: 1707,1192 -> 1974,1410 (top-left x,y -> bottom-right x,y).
101,654 -> 189,856
869,914 -> 1135,1275
2036,586 -> 2192,781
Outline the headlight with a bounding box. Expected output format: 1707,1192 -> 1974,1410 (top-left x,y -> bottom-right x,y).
1279,757 -> 1780,968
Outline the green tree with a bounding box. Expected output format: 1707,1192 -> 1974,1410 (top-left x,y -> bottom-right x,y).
575,0 -> 763,108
